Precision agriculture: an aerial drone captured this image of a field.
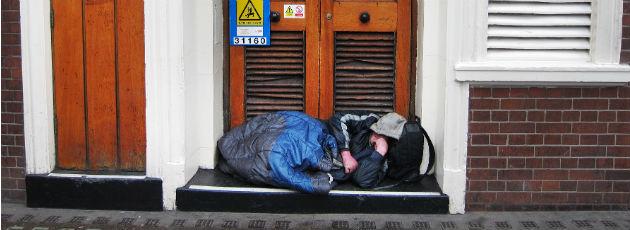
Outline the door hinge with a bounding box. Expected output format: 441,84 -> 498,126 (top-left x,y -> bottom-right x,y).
50,9 -> 54,29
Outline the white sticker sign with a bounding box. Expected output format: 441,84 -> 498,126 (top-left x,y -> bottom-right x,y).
284,4 -> 305,18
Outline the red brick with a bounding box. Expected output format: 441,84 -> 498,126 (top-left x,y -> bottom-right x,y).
544,134 -> 562,144
526,134 -> 543,145
490,134 -> 507,145
580,135 -> 598,145
620,87 -> 630,98
2,178 -> 17,189
613,182 -> 630,192
577,181 -> 595,192
537,123 -> 571,133
535,146 -> 570,157
468,146 -> 498,156
603,193 -> 630,203
543,158 -> 561,168
491,111 -> 508,121
508,135 -> 526,145
581,88 -> 600,97
489,158 -> 507,168
470,134 -> 489,145
608,146 -> 630,157
561,158 -> 578,168
537,99 -> 572,110
1,157 -> 16,167
529,87 -> 546,97
506,181 -> 523,191
598,111 -> 616,122
507,158 -> 526,168
559,181 -> 577,191
561,111 -> 580,122
498,146 -> 534,157
526,158 -> 543,168
469,158 -> 489,168
580,111 -> 598,122
577,158 -> 596,168
509,111 -> 526,121
467,192 -> 497,203
472,111 -> 490,121
569,170 -> 605,180
471,87 -> 492,97
574,99 -> 609,110
2,34 -> 20,45
618,111 -> 630,122
501,99 -> 535,110
615,158 -> 630,169
542,181 -> 560,191
527,111 -> 545,122
492,88 -> 509,98
509,88 -> 530,98
499,169 -> 532,180
599,169 -> 630,181
616,135 -> 630,145
470,99 -> 499,109
610,99 -> 630,110
534,169 -> 568,180
571,146 -> 606,157
468,169 -> 498,180
568,193 -> 602,204
596,158 -> 614,168
500,123 -> 535,133
496,192 -> 531,204
532,193 -> 567,204
487,181 -> 506,191
524,181 -> 542,191
573,123 -> 607,133
562,135 -> 579,145
545,111 -> 562,122
547,88 -> 581,98
595,181 -> 613,192
469,123 -> 499,133
600,87 -> 619,97
468,180 -> 487,191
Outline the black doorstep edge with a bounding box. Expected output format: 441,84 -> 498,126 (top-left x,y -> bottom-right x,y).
26,174 -> 163,211
176,188 -> 449,214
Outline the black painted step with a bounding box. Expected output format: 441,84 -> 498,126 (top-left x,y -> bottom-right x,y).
176,169 -> 449,213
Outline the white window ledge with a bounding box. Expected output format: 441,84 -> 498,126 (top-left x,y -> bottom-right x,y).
455,62 -> 630,85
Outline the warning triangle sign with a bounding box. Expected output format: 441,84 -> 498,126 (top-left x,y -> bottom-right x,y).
238,0 -> 262,21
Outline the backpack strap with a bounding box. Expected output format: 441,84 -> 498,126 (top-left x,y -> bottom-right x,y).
416,116 -> 435,176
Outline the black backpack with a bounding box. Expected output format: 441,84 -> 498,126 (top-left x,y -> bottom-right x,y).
386,116 -> 435,182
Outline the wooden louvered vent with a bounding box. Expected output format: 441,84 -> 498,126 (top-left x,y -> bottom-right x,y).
334,32 -> 396,114
244,31 -> 305,119
487,0 -> 592,61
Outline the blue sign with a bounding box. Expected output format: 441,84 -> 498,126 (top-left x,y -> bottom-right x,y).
230,0 -> 270,46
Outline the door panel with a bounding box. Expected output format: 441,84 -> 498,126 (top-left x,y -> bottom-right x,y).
230,0 -> 319,126
52,0 -> 146,171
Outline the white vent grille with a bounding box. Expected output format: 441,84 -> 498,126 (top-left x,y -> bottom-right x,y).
487,0 -> 592,61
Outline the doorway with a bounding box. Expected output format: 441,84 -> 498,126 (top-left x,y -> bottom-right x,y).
228,0 -> 413,128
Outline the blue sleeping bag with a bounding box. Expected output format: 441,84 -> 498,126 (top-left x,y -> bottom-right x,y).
217,111 -> 341,194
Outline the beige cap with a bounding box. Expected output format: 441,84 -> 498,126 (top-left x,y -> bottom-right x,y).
369,112 -> 407,140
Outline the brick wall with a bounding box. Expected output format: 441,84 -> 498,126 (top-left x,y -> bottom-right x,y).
1,0 -> 26,202
467,87 -> 630,211
623,0 -> 629,63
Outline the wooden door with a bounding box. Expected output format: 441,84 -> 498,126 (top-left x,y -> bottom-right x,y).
52,0 -> 146,171
230,0 -> 412,128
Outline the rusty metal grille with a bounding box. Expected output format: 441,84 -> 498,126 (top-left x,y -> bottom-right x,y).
244,31 -> 305,119
334,32 -> 396,114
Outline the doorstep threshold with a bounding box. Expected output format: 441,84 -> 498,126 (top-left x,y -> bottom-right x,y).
187,184 -> 443,196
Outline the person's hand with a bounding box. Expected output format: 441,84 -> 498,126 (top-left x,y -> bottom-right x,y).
371,134 -> 388,156
340,150 -> 358,173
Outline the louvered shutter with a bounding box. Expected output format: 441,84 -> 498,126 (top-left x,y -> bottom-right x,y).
244,31 -> 305,119
334,32 -> 396,114
487,0 -> 592,61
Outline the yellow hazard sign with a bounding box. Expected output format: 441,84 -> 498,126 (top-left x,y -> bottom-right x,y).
237,0 -> 263,26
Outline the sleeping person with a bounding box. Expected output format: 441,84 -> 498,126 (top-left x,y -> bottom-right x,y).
217,111 -> 406,194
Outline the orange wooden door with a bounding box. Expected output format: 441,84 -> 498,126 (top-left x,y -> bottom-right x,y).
230,0 -> 412,128
52,0 -> 145,171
